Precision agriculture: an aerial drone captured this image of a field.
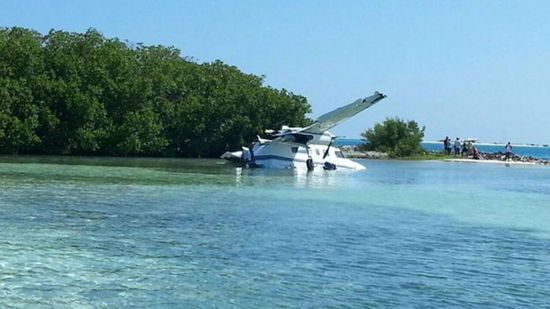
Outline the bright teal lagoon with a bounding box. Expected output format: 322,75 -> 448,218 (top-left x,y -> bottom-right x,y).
1,156 -> 550,308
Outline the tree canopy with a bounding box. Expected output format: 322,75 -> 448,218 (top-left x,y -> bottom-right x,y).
360,117 -> 425,157
0,27 -> 312,157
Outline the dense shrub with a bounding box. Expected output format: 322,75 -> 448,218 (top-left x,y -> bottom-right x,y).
0,27 -> 311,157
360,117 -> 425,157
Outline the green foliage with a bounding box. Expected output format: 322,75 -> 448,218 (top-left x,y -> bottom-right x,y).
0,28 -> 43,153
0,27 -> 312,157
361,117 -> 425,157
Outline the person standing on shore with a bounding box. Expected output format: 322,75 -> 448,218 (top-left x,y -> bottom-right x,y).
505,142 -> 513,161
443,136 -> 451,155
454,138 -> 461,156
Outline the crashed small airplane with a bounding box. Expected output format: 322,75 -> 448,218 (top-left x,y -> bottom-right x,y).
221,91 -> 386,171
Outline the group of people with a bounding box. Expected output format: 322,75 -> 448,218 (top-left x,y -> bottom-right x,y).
443,137 -> 514,161
443,137 -> 480,159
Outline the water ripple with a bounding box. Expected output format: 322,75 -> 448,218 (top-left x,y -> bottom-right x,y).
1,158 -> 550,307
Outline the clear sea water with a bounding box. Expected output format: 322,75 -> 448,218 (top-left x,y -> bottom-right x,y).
1,156 -> 550,308
336,139 -> 550,160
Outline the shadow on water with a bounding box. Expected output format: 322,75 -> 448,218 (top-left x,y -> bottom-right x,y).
2,156 -> 550,195
0,155 -> 357,188
0,155 -> 230,172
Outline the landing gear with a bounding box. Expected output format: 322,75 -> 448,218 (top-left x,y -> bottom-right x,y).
306,158 -> 314,171
305,147 -> 315,172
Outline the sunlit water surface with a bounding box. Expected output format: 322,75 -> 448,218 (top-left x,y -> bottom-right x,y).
1,156 -> 549,308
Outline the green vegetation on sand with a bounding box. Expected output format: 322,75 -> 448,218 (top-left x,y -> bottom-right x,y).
360,117 -> 425,157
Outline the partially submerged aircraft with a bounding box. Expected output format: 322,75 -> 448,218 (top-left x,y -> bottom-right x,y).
221,91 -> 386,171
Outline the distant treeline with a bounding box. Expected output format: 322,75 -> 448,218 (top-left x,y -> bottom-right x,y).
0,27 -> 311,157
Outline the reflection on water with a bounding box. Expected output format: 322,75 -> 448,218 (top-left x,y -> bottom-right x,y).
237,166 -> 344,189
1,156 -> 550,308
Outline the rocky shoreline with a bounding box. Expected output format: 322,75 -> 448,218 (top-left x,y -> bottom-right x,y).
340,148 -> 390,159
340,146 -> 390,159
476,152 -> 550,165
341,146 -> 550,166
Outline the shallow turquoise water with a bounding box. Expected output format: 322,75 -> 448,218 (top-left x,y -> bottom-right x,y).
1,156 -> 549,308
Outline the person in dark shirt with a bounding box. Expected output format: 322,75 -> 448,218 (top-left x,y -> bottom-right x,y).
443,136 -> 451,155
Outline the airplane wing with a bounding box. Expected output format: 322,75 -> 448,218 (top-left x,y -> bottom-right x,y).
300,91 -> 386,134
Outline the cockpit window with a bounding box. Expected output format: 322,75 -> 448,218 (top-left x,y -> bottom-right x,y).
335,151 -> 345,158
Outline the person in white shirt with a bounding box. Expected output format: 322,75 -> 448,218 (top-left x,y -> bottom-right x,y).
454,138 -> 461,156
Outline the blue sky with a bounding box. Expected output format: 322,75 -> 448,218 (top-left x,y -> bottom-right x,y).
2,0 -> 550,143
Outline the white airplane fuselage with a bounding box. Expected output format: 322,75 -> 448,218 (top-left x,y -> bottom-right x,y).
244,132 -> 365,171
